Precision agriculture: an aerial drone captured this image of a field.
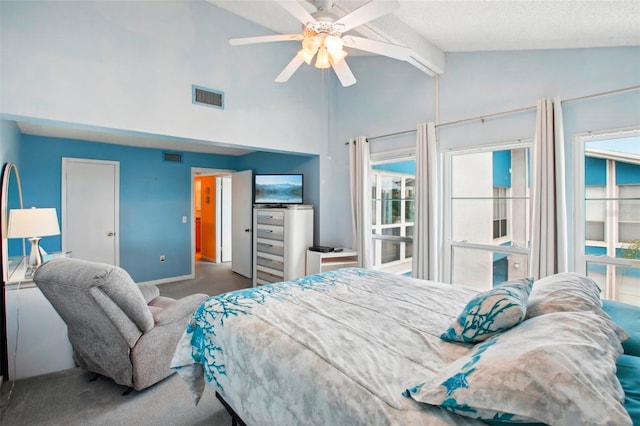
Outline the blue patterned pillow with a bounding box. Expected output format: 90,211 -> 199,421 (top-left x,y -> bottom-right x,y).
441,278 -> 533,343
406,311 -> 631,425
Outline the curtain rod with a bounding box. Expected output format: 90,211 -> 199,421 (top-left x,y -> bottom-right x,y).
355,85 -> 640,143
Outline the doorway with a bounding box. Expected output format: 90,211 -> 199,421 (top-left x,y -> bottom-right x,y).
192,168 -> 233,267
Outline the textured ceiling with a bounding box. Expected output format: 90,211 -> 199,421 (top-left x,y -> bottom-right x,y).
393,0 -> 640,52
210,0 -> 640,74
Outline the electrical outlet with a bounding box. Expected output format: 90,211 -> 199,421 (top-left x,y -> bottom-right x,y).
160,255 -> 166,262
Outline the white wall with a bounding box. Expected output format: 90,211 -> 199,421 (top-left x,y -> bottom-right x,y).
2,2 -> 639,261
327,47 -> 640,258
0,1 -> 326,155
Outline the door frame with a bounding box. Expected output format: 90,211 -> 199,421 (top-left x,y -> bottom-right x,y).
216,175 -> 232,263
61,157 -> 120,266
191,167 -> 233,276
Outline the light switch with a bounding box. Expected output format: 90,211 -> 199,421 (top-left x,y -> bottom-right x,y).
182,216 -> 187,223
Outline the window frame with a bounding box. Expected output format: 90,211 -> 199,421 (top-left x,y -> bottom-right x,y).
443,139 -> 532,286
572,126 -> 640,300
369,147 -> 416,274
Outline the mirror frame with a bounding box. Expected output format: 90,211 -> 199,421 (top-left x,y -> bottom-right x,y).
1,162 -> 24,283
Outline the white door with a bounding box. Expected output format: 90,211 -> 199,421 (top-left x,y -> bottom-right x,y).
221,176 -> 232,262
62,158 -> 119,265
231,170 -> 252,278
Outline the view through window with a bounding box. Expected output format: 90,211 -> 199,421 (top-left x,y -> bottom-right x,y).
445,143 -> 531,290
370,159 -> 415,275
578,132 -> 640,306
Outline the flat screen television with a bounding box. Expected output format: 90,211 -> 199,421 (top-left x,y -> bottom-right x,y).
254,174 -> 303,205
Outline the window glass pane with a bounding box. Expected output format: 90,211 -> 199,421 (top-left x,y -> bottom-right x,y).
585,221 -> 605,241
450,147 -> 529,248
585,185 -> 605,216
451,245 -> 529,291
405,200 -> 414,222
406,226 -> 414,258
381,200 -> 400,224
380,228 -> 401,264
619,185 -> 640,243
371,158 -> 415,274
583,137 -> 640,260
620,223 -> 640,242
405,177 -> 415,222
452,198 -> 528,248
586,262 -> 640,306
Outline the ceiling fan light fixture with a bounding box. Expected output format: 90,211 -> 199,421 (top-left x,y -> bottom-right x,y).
297,49 -> 315,65
328,48 -> 347,63
315,46 -> 330,69
302,35 -> 320,55
324,35 -> 343,56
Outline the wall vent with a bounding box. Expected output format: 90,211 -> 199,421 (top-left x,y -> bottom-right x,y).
163,151 -> 183,163
192,85 -> 224,109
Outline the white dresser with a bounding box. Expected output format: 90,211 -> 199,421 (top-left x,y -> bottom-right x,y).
253,205 -> 314,286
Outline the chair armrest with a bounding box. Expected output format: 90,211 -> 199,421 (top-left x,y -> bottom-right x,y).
152,293 -> 208,326
139,284 -> 160,303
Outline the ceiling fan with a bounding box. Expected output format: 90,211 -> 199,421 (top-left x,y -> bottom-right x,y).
229,0 -> 413,87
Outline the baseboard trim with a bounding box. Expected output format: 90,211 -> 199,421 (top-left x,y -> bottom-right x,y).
137,274 -> 194,287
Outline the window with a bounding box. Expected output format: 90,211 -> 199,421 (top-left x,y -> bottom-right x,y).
574,129 -> 640,306
493,186 -> 508,239
444,143 -> 531,290
370,158 -> 415,274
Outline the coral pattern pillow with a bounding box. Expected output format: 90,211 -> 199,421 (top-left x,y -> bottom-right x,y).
441,278 -> 533,343
525,272 -> 603,318
406,311 -> 631,425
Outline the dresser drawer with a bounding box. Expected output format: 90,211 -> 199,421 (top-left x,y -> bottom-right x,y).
256,224 -> 284,241
257,241 -> 284,257
256,254 -> 284,272
256,269 -> 284,285
256,210 -> 285,226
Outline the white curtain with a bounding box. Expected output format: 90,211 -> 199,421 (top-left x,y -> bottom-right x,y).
412,122 -> 439,280
349,136 -> 372,268
529,97 -> 568,279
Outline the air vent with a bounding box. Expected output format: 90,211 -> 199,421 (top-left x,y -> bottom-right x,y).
192,85 -> 224,109
163,152 -> 183,163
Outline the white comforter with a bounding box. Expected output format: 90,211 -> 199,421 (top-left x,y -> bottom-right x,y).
171,268 -> 630,425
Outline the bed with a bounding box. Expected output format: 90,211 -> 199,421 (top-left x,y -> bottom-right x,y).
171,267 -> 637,425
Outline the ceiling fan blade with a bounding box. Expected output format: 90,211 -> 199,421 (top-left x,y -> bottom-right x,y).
335,0 -> 399,32
275,55 -> 305,83
342,35 -> 411,61
275,0 -> 318,25
230,34 -> 304,45
330,57 -> 356,87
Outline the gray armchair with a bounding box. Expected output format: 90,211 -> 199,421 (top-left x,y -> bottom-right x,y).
33,258 -> 208,391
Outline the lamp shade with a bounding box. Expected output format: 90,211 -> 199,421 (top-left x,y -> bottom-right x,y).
7,208 -> 60,238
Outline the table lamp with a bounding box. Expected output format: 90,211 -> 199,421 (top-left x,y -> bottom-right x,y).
7,207 -> 61,269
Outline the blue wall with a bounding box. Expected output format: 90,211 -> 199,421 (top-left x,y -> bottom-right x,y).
237,150 -> 320,244
372,160 -> 416,175
0,120 -> 21,169
1,120 -> 23,258
585,157 -> 640,186
18,135 -> 319,282
492,150 -> 511,187
617,161 -> 640,185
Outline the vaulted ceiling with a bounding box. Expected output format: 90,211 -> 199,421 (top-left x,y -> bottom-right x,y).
13,1 -> 640,155
210,0 -> 640,76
